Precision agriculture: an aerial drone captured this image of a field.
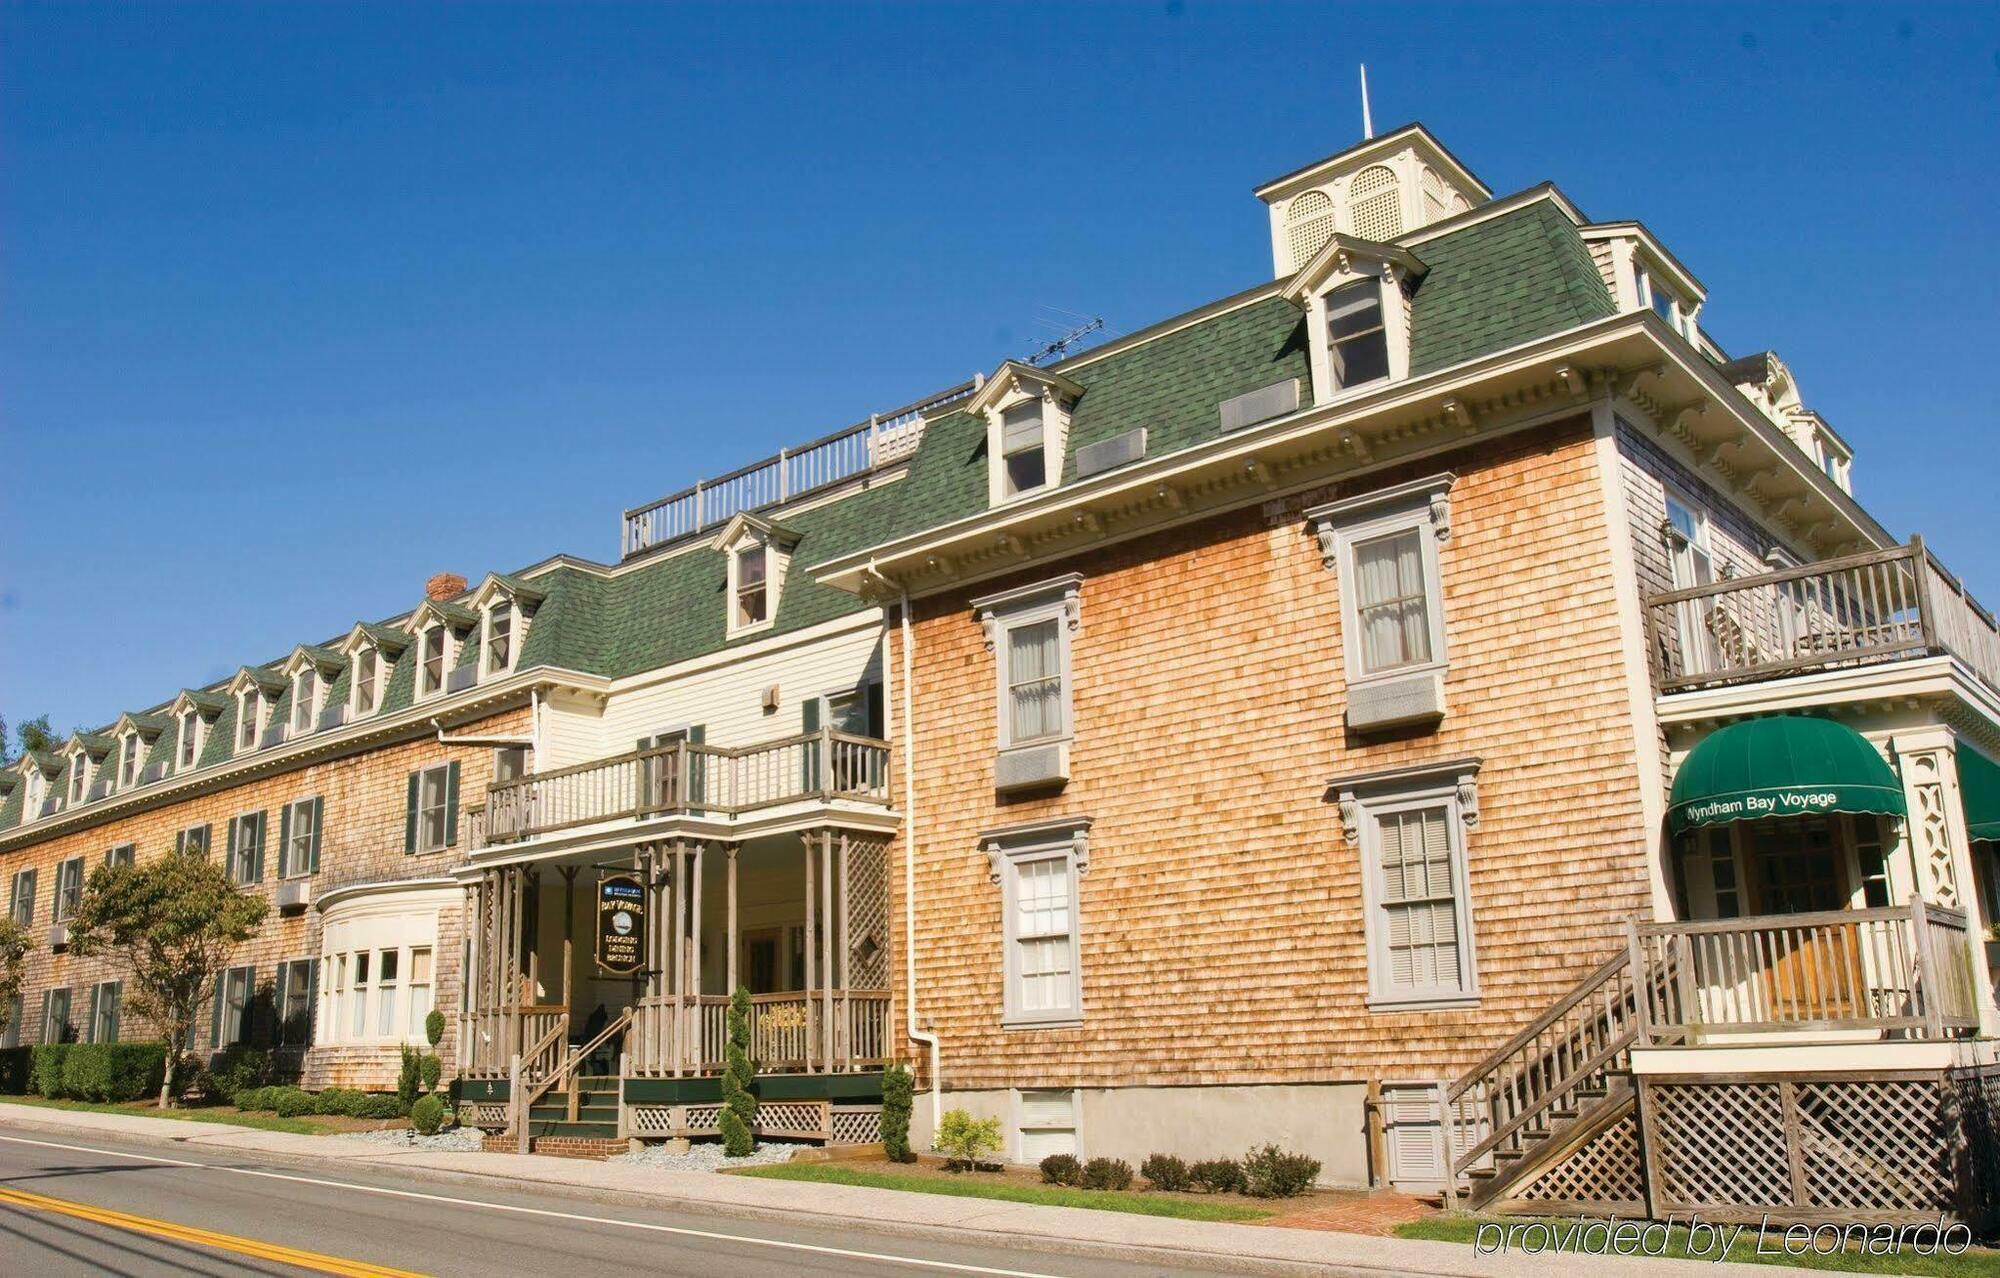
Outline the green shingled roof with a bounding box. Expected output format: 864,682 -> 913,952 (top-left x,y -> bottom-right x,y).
1406,200 -> 1616,375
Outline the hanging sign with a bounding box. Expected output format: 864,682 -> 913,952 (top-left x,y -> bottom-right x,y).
596,872 -> 646,977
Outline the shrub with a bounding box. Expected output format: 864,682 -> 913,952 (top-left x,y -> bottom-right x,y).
1081,1157 -> 1134,1191
30,1043 -> 71,1099
274,1087 -> 316,1117
205,1047 -> 269,1102
420,1053 -> 442,1095
232,1085 -> 277,1112
932,1109 -> 1002,1171
396,1045 -> 422,1113
0,1045 -> 31,1094
1241,1144 -> 1320,1198
880,1063 -> 915,1162
1038,1153 -> 1083,1187
719,986 -> 757,1157
1190,1158 -> 1244,1194
410,1094 -> 447,1135
355,1093 -> 403,1120
425,1009 -> 445,1050
1140,1153 -> 1190,1192
312,1087 -> 362,1117
59,1043 -> 166,1103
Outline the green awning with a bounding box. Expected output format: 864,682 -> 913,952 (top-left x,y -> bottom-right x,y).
1668,715 -> 1907,835
1959,746 -> 2000,843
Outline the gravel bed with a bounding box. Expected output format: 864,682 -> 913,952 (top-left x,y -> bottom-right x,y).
335,1127 -> 486,1153
607,1139 -> 807,1171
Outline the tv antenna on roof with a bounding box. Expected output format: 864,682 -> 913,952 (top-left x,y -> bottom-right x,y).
1025,315 -> 1105,366
1360,64 -> 1374,139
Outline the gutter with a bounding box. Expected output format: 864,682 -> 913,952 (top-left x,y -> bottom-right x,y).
866,559 -> 942,1132
431,718 -> 534,749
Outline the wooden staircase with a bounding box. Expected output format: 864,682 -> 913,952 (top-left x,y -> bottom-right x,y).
1441,943 -> 1675,1209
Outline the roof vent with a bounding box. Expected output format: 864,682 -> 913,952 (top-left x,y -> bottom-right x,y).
425,572 -> 468,602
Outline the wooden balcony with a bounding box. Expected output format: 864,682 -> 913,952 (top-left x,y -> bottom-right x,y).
466,730 -> 892,849
1644,537 -> 2000,695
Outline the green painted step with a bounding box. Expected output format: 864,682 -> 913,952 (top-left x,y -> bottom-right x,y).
530,1106 -> 619,1124
528,1119 -> 620,1139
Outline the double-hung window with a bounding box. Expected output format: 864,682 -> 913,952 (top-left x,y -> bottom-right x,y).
1310,475 -> 1453,731
178,710 -> 202,770
226,811 -> 265,885
105,843 -> 135,870
279,796 -> 321,878
1351,529 -> 1433,675
353,649 -> 380,715
0,995 -> 20,1048
292,668 -> 318,733
406,762 -> 458,854
43,987 -> 74,1044
733,545 -> 768,629
237,689 -> 262,751
87,981 -> 120,1043
213,965 -> 254,1048
1006,620 -> 1064,744
8,869 -> 35,927
986,818 -> 1091,1028
118,733 -> 141,788
374,948 -> 400,1037
349,951 -> 371,1038
973,576 -> 1081,793
999,401 -> 1048,498
485,604 -> 514,674
67,757 -> 88,805
1340,762 -> 1482,1009
1324,279 -> 1390,391
407,947 -> 434,1038
52,857 -> 84,924
276,958 -> 315,1046
419,627 -> 448,697
176,823 -> 211,858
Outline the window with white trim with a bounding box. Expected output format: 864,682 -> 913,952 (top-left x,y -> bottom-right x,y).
105,843 -> 135,870
1323,279 -> 1390,391
279,796 -> 320,878
87,980 -> 119,1043
43,987 -> 74,1044
118,732 -> 142,789
52,857 -> 84,924
411,763 -> 453,854
349,950 -> 370,1038
732,544 -> 768,631
484,602 -> 515,675
1310,475 -> 1453,704
984,818 -> 1090,1028
418,626 -> 449,698
176,823 -> 210,858
22,769 -> 46,821
236,687 -> 265,753
1017,1089 -> 1079,1162
177,709 -> 203,771
213,964 -> 253,1049
8,869 -> 35,927
374,948 -> 400,1037
276,958 -> 315,1047
291,667 -> 319,733
0,995 -> 20,1049
352,646 -> 381,716
66,755 -> 89,805
407,946 -> 434,1038
999,400 -> 1048,498
1339,764 -> 1481,1009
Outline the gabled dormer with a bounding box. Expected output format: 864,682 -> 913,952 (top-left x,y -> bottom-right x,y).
405,599 -> 477,701
227,666 -> 286,756
713,513 -> 800,638
1255,124 -> 1489,277
339,622 -> 408,719
107,713 -> 168,790
280,645 -> 345,737
1718,350 -> 1854,495
1281,233 -> 1426,405
165,690 -> 226,775
1577,221 -> 1706,348
468,573 -> 545,677
966,362 -> 1085,508
13,753 -> 54,823
59,735 -> 109,806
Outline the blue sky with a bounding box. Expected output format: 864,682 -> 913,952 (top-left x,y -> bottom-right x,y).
3,2 -> 1997,738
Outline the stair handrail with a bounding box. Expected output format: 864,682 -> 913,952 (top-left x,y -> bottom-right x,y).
559,1007 -> 635,1123
509,1011 -> 570,1153
1445,948 -> 1628,1105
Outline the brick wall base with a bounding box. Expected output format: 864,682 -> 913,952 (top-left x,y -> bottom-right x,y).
481,1133 -> 626,1161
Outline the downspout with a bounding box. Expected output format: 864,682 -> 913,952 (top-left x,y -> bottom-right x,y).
866,560 -> 942,1133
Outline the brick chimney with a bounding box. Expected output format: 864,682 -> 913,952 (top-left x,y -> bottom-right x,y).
425,572 -> 468,602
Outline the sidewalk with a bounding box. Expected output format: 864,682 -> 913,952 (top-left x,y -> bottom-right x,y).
0,1105 -> 1768,1277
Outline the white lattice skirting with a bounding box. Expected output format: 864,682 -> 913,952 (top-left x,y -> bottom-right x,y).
624,1100 -> 884,1145
458,1102 -> 509,1130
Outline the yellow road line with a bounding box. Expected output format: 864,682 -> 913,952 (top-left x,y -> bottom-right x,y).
0,1183 -> 430,1278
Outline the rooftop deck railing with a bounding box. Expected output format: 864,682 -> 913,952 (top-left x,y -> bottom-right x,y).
620,379 -> 978,559
1644,537 -> 2000,695
465,729 -> 892,849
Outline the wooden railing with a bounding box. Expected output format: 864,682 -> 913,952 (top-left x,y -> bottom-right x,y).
1440,901 -> 1978,1200
1645,537 -> 2000,695
470,730 -> 891,848
621,379 -> 976,557
506,1007 -> 571,1150
628,989 -> 891,1078
463,1002 -> 566,1080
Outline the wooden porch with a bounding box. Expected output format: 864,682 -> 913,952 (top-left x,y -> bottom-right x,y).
1644,536 -> 2000,695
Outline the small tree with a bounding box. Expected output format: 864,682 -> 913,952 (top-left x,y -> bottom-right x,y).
0,917 -> 28,1040
718,985 -> 757,1156
65,852 -> 267,1108
880,1061 -> 914,1162
932,1109 -> 1002,1172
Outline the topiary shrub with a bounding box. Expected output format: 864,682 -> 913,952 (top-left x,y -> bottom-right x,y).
880,1062 -> 914,1162
1140,1153 -> 1190,1192
205,1047 -> 269,1102
425,1009 -> 445,1050
932,1109 -> 1002,1172
1038,1153 -> 1082,1187
396,1044 -> 422,1112
410,1094 -> 446,1136
1190,1158 -> 1244,1194
420,1053 -> 441,1095
1081,1157 -> 1134,1191
1241,1144 -> 1320,1198
0,1046 -> 32,1094
30,1043 -> 71,1099
718,986 -> 757,1156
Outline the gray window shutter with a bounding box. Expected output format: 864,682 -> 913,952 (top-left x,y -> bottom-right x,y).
444,762 -> 461,847
404,773 -> 420,853
106,982 -> 119,1042
688,725 -> 706,807
210,978 -> 225,1051
225,819 -> 238,878
278,805 -> 292,880
273,963 -> 290,1046
174,829 -> 185,855
86,986 -> 98,1044
309,797 -> 323,873
38,990 -> 49,1046
305,959 -> 320,1047
250,813 -> 266,883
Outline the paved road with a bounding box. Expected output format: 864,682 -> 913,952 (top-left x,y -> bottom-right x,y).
0,1127 -> 1256,1277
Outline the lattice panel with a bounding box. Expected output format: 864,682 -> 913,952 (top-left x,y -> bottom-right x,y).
458,1102 -> 509,1130
847,837 -> 889,989
830,1105 -> 882,1146
1346,165 -> 1402,241
1908,753 -> 1959,907
1514,1110 -> 1644,1206
1952,1065 -> 2000,1216
684,1104 -> 722,1134
756,1100 -> 829,1137
1285,189 -> 1336,269
629,1105 -> 676,1135
1650,1080 -> 1794,1208
1796,1080 -> 1952,1211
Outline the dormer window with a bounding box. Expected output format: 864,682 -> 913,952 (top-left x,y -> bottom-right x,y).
23,769 -> 46,821
419,626 -> 449,698
291,667 -> 320,733
1324,280 -> 1391,391
712,514 -> 796,639
733,546 -> 768,629
1000,402 -> 1048,497
118,733 -> 142,789
66,757 -> 89,806
237,688 -> 264,753
484,603 -> 514,675
177,710 -> 203,772
353,647 -> 381,716
1635,266 -> 1693,340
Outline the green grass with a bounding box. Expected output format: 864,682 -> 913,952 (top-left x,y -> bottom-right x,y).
0,1094 -> 338,1136
730,1162 -> 1273,1222
1397,1215 -> 2000,1276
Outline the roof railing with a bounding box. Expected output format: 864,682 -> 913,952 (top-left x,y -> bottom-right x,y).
620,379 -> 978,559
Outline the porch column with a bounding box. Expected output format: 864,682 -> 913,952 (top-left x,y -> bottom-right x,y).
725,844 -> 739,995
669,838 -> 685,1076
560,866 -> 579,1017
1891,731 -> 1998,1034
837,830 -> 851,1072
804,830 -> 816,1074
821,827 -> 836,1073
690,840 -> 706,1015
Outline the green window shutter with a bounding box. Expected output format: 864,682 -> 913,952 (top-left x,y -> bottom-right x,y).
444,762 -> 461,847
404,773 -> 420,854
801,698 -> 821,791
251,813 -> 266,883
174,829 -> 185,856
273,963 -> 290,1047
86,986 -> 99,1044
305,959 -> 320,1047
225,819 -> 238,878
688,725 -> 706,807
309,797 -> 323,873
210,978 -> 225,1051
278,805 -> 292,880
106,982 -> 119,1042
38,991 -> 49,1047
